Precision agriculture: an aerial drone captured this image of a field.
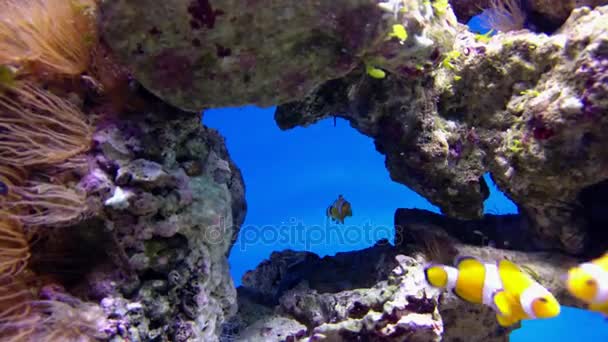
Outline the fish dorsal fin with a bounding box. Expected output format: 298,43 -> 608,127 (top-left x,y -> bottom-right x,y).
454,255 -> 482,269
498,259 -> 523,276
594,252 -> 608,271
498,259 -> 531,295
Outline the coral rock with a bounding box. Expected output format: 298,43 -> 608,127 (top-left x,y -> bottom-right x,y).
99,0 -> 457,111
276,5 -> 608,255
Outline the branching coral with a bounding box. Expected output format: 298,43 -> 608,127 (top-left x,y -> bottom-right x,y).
0,82 -> 93,167
483,0 -> 526,32
0,0 -> 98,76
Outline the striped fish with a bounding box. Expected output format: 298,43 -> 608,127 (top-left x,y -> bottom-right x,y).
565,252 -> 608,316
495,259 -> 561,326
424,256 -> 561,326
326,195 -> 352,224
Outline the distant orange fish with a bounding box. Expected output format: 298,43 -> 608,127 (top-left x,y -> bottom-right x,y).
326,195 -> 352,224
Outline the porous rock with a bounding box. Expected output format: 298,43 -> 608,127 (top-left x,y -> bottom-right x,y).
42,97 -> 247,342
99,0 -> 458,111
229,208 -> 582,342
275,5 -> 608,255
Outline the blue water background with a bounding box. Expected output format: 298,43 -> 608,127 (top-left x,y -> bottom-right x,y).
204,107 -> 608,341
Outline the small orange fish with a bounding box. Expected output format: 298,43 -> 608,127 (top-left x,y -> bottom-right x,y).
326,195 -> 352,224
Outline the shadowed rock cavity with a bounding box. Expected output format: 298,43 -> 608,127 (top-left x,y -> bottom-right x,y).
575,179 -> 608,258
449,0 -> 608,34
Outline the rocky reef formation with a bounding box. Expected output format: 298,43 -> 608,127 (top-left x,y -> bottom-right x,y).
16,94 -> 246,341
79,98 -> 246,341
99,0 -> 459,111
0,0 -> 250,339
275,5 -> 608,256
225,208 -> 580,342
1,0 -> 603,341
100,0 -> 608,257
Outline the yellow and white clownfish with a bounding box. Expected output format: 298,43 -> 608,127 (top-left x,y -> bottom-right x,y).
326,195 -> 352,224
424,256 -> 505,312
565,252 -> 608,316
424,257 -> 561,327
495,259 -> 561,326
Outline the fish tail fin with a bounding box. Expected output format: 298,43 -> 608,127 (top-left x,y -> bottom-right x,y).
589,302 -> 608,316
496,314 -> 517,327
424,264 -> 451,288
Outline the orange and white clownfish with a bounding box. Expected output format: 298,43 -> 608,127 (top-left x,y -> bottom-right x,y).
565,252 -> 608,316
326,195 -> 352,224
424,256 -> 561,327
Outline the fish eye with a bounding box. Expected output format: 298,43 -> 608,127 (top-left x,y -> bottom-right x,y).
586,279 -> 597,287
538,297 -> 548,303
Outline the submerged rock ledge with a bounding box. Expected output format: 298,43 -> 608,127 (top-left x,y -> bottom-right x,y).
225,209 -> 580,342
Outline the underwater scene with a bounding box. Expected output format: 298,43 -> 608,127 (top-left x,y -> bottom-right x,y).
0,0 -> 608,341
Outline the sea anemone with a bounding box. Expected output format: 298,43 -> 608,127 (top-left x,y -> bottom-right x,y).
5,181 -> 86,227
482,0 -> 526,33
0,82 -> 92,167
0,214 -> 30,277
30,299 -> 108,341
0,275 -> 38,342
0,0 -> 98,76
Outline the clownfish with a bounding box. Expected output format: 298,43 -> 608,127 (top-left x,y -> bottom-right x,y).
326,195 -> 352,224
424,256 -> 560,327
565,252 -> 608,316
494,258 -> 561,326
